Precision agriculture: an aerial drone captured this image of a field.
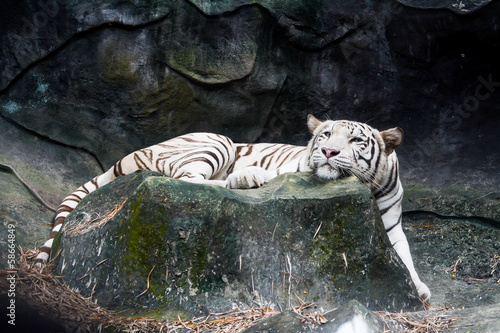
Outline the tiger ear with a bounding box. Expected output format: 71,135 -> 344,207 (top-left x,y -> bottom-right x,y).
307,114 -> 322,134
380,127 -> 403,155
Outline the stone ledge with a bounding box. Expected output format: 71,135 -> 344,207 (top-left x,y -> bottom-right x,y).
53,171 -> 420,319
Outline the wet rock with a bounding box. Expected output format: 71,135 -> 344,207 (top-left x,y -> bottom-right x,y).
53,171 -> 421,319
445,302 -> 500,332
320,300 -> 387,332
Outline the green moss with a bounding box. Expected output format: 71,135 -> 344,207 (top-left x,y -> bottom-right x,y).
102,49 -> 139,84
310,201 -> 368,288
113,180 -> 231,310
135,74 -> 199,134
116,190 -> 170,298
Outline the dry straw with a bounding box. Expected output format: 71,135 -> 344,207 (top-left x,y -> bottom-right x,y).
65,199 -> 128,236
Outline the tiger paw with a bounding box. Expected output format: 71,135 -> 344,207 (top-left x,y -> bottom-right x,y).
226,166 -> 275,189
416,282 -> 431,302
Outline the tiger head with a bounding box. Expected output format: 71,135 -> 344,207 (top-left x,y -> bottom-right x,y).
306,114 -> 403,187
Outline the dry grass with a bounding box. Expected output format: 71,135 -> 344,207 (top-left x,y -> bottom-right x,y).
376,309 -> 460,333
65,199 -> 128,235
0,248 -> 462,332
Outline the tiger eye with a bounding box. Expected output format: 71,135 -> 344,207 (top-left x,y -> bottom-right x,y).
350,137 -> 363,143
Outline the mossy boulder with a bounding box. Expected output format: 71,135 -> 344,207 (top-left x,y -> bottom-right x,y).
54,171 -> 420,319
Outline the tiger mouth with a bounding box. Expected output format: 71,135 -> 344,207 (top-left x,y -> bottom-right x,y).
317,161 -> 351,179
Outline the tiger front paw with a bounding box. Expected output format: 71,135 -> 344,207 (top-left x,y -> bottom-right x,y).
416,282 -> 431,302
226,166 -> 275,189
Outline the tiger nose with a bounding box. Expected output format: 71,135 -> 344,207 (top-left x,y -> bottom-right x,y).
321,147 -> 340,159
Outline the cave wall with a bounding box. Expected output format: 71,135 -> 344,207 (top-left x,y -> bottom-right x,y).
1,0 -> 499,197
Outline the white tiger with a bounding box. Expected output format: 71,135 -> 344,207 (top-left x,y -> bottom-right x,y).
35,114 -> 430,301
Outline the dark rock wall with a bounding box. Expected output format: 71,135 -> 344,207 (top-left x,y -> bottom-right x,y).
1,0 -> 498,185
0,0 -> 499,254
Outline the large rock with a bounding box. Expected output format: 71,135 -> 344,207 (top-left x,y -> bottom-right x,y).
53,171 -> 421,319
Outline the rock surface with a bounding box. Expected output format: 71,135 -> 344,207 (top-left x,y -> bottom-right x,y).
53,172 -> 421,319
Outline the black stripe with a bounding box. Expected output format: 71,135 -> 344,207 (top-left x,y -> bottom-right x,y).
79,185 -> 90,195
63,197 -> 81,204
156,157 -> 167,173
358,142 -> 375,166
208,134 -> 232,166
140,148 -> 154,163
177,155 -> 216,175
385,215 -> 402,233
66,193 -> 83,201
57,204 -> 75,214
39,245 -> 51,253
261,151 -> 277,170
372,138 -> 382,176
373,163 -> 396,199
239,145 -> 253,157
53,216 -> 65,226
134,153 -> 151,170
114,159 -> 125,177
379,198 -> 398,216
178,136 -> 197,143
235,145 -> 244,159
378,189 -> 403,214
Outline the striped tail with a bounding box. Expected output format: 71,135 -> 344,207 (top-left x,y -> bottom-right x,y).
34,169 -> 116,267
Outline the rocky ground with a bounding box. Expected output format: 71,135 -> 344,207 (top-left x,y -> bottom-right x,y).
2,173 -> 499,332
406,212 -> 500,309
398,212 -> 500,332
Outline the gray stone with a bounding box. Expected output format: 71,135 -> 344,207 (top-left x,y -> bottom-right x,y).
444,303 -> 500,332
53,171 -> 421,319
242,310 -> 309,333
378,302 -> 500,333
403,212 -> 500,309
320,300 -> 387,333
0,2 -> 286,166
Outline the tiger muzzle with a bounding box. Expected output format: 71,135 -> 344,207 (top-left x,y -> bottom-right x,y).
321,147 -> 340,159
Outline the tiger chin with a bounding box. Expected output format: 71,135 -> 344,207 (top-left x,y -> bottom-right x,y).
34,114 -> 430,302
